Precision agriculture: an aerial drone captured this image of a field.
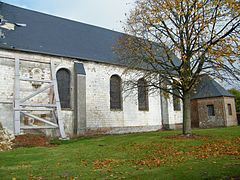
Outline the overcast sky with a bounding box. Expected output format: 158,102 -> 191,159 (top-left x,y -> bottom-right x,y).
1,0 -> 135,32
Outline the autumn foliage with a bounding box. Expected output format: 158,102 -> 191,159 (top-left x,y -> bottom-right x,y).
92,136 -> 240,171
0,127 -> 240,179
117,0 -> 240,135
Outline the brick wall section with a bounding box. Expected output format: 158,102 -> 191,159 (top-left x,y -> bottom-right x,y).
223,97 -> 237,126
191,100 -> 199,128
198,97 -> 225,128
191,97 -> 237,128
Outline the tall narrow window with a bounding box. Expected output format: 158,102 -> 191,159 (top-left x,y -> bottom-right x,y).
56,68 -> 71,109
110,75 -> 122,110
138,78 -> 149,111
207,104 -> 215,116
173,89 -> 181,111
228,104 -> 232,115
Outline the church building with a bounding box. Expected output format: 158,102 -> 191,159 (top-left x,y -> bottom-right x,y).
0,3 -> 237,138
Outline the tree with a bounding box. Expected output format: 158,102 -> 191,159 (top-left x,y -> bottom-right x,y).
116,0 -> 240,135
228,88 -> 240,112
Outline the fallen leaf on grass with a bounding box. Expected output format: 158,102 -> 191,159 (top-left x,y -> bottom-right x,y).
93,159 -> 120,170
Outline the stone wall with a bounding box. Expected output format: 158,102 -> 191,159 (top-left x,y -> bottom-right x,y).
191,97 -> 237,128
191,100 -> 199,128
0,49 -> 185,136
166,93 -> 183,129
223,97 -> 238,126
83,61 -> 163,130
0,49 -> 75,136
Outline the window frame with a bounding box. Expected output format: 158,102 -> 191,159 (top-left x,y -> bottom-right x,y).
207,104 -> 215,116
110,75 -> 122,111
56,68 -> 71,110
137,78 -> 149,111
173,89 -> 181,111
227,104 -> 232,116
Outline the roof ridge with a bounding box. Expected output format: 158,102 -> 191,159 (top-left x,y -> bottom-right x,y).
1,2 -> 125,35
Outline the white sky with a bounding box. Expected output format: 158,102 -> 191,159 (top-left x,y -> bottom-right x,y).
1,0 -> 136,32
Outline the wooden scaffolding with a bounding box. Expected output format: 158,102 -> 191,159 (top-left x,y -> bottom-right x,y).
13,57 -> 66,139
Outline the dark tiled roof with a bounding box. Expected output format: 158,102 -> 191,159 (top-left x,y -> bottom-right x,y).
0,2 -> 124,64
191,76 -> 234,100
0,3 -> 181,67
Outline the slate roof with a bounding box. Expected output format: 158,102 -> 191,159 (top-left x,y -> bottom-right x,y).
192,75 -> 234,100
0,2 -> 181,67
0,3 -> 232,100
0,2 -> 124,64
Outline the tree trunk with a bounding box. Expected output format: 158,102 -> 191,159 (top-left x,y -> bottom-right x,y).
182,91 -> 191,135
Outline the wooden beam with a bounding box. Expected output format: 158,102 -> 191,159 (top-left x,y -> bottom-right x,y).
51,61 -> 67,138
14,108 -> 55,111
20,104 -> 57,108
20,83 -> 53,103
22,112 -> 58,127
21,125 -> 58,129
14,57 -> 21,134
20,77 -> 53,83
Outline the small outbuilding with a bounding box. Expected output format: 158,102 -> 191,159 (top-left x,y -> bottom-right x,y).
191,76 -> 237,128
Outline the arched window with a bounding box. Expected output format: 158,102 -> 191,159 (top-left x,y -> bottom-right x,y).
173,88 -> 181,111
110,75 -> 122,110
56,68 -> 71,109
138,78 -> 149,111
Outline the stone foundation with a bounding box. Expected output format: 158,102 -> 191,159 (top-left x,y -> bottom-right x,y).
82,125 -> 162,136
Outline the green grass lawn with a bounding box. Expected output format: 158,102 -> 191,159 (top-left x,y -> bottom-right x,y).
0,127 -> 240,180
